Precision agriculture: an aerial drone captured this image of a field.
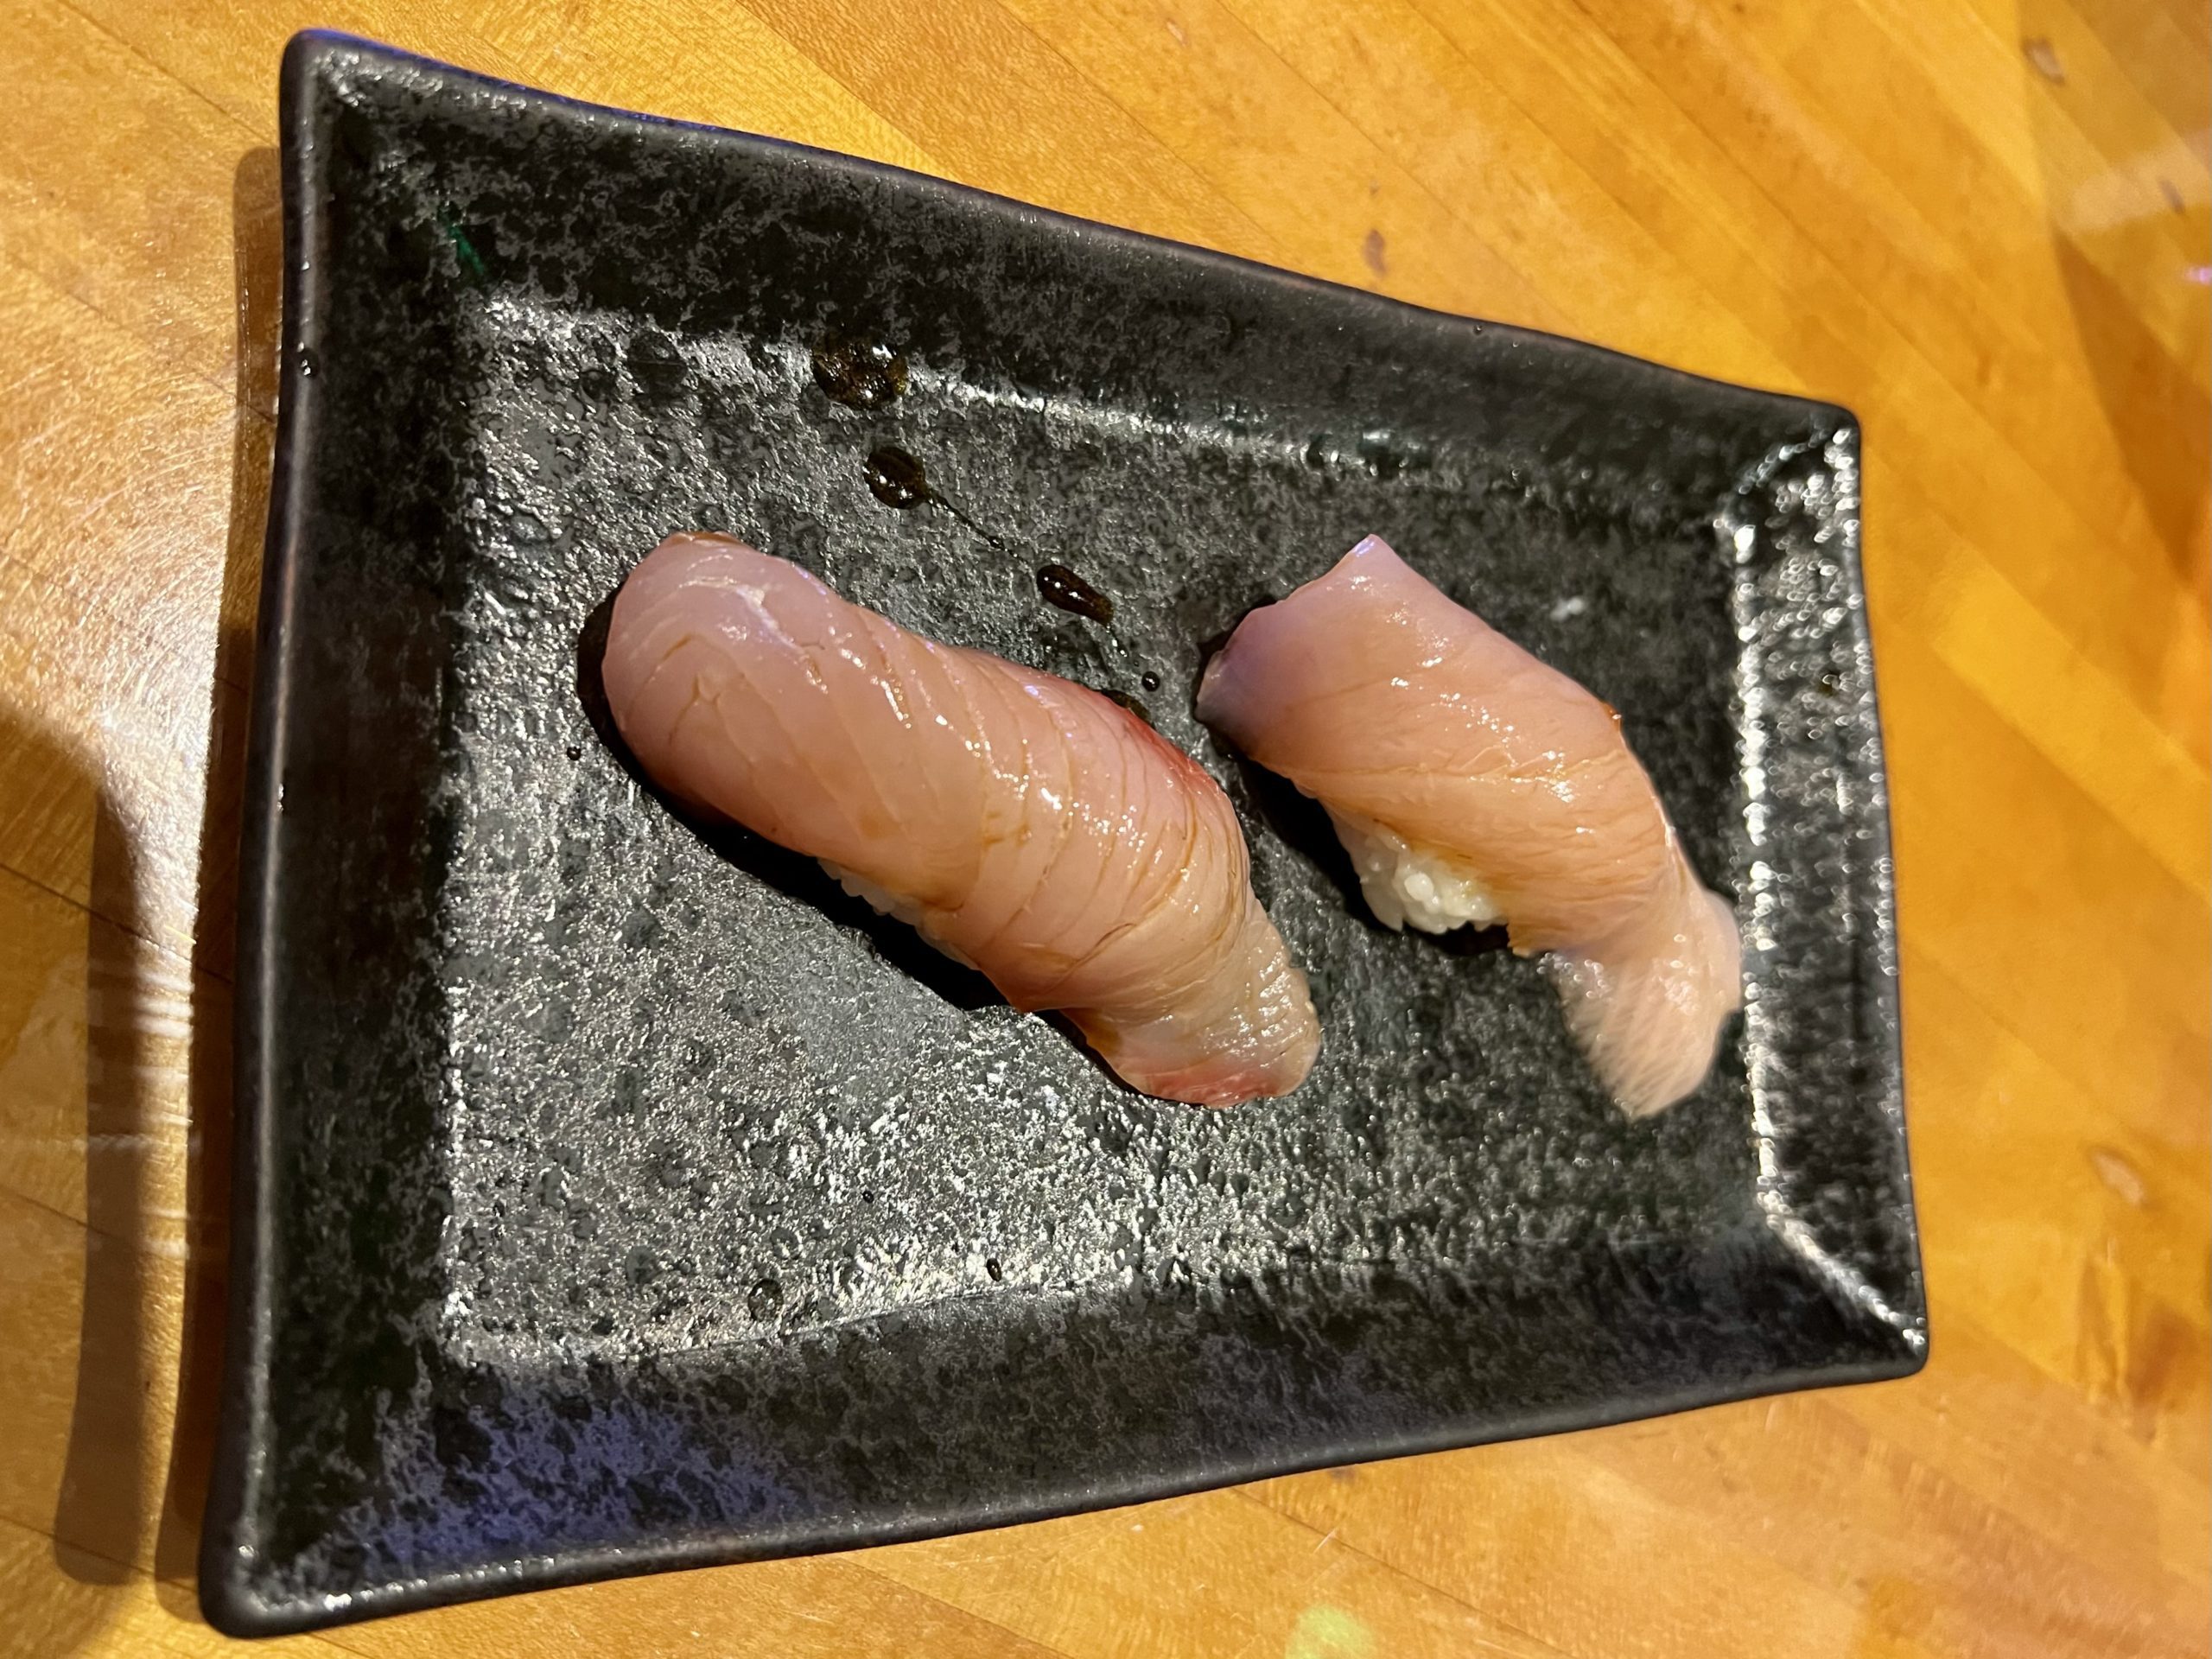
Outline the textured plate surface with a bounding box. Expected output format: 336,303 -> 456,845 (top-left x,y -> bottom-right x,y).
205,31 -> 1925,1637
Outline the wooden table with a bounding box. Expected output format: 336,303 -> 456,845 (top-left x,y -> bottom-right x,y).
3,1 -> 2204,1654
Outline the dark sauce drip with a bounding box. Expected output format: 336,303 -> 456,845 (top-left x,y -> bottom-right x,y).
1037,563 -> 1113,623
939,495 -> 1010,550
811,337 -> 908,409
1140,671 -> 1161,692
1103,689 -> 1152,725
863,445 -> 931,509
853,443 -> 1019,558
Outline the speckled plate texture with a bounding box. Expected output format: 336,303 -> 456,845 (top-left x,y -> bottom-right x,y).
202,30 -> 1926,1637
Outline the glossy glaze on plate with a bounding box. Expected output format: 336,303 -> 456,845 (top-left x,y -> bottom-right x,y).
203,31 -> 1924,1637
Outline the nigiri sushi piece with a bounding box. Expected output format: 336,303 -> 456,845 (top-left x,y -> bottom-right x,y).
602,533 -> 1319,1107
1196,535 -> 1739,1116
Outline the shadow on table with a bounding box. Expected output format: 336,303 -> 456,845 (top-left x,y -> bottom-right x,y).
0,703 -> 122,1659
46,143 -> 279,1641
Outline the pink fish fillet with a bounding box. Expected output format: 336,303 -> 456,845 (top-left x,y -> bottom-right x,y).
601,532 -> 1319,1107
1195,535 -> 1740,1116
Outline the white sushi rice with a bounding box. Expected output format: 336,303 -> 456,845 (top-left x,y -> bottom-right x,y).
831,820 -> 1499,956
821,860 -> 980,969
1324,809 -> 1502,935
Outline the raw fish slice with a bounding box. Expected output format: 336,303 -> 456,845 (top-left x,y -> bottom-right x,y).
1196,535 -> 1738,1116
603,533 -> 1319,1106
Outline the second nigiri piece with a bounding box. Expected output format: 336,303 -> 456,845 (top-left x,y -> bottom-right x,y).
1196,535 -> 1739,1116
601,533 -> 1319,1107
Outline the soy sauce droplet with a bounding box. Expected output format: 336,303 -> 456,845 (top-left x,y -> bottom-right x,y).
1103,689 -> 1152,725
1140,671 -> 1161,692
862,445 -> 930,508
1037,563 -> 1113,623
812,337 -> 908,410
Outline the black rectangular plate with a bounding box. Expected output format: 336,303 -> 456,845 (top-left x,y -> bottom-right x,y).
204,31 -> 1925,1637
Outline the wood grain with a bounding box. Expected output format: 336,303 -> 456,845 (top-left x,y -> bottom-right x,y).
0,0 -> 2202,1653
